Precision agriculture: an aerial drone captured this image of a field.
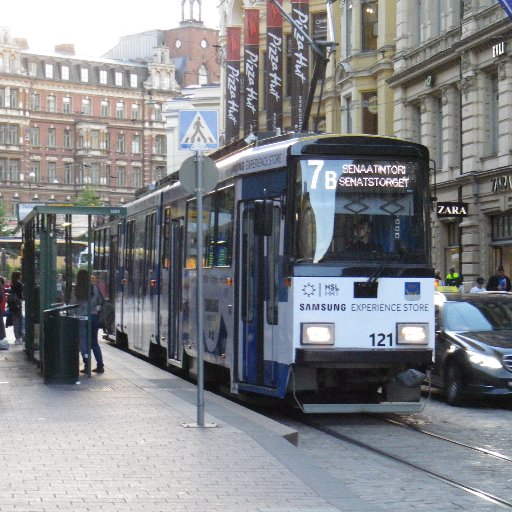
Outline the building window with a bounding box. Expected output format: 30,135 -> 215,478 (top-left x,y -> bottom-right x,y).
131,134 -> 140,154
30,160 -> 40,180
153,166 -> 165,182
153,104 -> 162,122
116,133 -> 125,152
345,2 -> 352,54
9,88 -> 18,109
130,74 -> 138,88
115,71 -> 123,86
0,88 -> 5,107
344,95 -> 352,134
412,103 -> 422,144
28,62 -> 37,77
81,68 -> 89,82
362,1 -> 378,52
0,124 -> 19,145
30,93 -> 40,111
489,73 -> 499,155
91,130 -> 100,150
435,96 -> 443,170
361,91 -> 378,134
105,132 -> 110,151
133,167 -> 142,188
117,166 -> 126,186
47,127 -> 56,148
155,135 -> 166,154
82,98 -> 91,115
101,100 -> 110,117
91,162 -> 100,184
116,101 -> 125,119
61,65 -> 69,80
312,11 -> 327,41
63,129 -> 73,149
9,159 -> 20,181
47,95 -> 56,113
100,70 -> 108,84
47,162 -> 57,182
29,127 -> 40,147
45,63 -> 54,79
64,162 -> 73,184
63,96 -> 71,113
131,103 -> 140,119
198,65 -> 208,85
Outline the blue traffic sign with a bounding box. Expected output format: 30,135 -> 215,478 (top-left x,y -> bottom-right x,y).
179,110 -> 219,151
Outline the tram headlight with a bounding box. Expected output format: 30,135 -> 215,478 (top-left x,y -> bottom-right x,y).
396,323 -> 428,345
301,323 -> 334,345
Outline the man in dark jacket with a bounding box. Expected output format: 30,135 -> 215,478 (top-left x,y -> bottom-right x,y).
486,266 -> 512,291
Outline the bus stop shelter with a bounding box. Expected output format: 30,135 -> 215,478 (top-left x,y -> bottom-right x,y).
19,205 -> 126,380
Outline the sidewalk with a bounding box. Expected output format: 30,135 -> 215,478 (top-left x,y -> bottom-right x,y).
0,338 -> 381,512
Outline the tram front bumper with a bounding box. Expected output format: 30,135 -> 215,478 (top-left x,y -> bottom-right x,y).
295,347 -> 432,368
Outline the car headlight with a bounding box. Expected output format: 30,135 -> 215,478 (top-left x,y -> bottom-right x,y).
467,350 -> 502,369
396,323 -> 428,345
301,323 -> 334,345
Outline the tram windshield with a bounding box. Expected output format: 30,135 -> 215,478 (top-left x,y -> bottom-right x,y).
294,158 -> 429,264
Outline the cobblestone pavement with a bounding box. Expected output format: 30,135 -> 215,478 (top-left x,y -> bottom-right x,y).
267,394 -> 512,512
0,340 -> 380,512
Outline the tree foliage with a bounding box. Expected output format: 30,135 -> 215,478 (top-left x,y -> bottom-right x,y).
74,185 -> 101,207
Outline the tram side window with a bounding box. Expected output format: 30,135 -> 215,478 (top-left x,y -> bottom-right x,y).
185,187 -> 234,269
215,187 -> 234,267
185,201 -> 198,269
203,195 -> 214,268
125,220 -> 135,279
162,207 -> 171,269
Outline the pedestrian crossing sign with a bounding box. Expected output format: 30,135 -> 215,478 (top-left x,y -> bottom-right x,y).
179,110 -> 219,151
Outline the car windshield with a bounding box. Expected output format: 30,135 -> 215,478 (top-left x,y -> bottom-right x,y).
443,300 -> 512,331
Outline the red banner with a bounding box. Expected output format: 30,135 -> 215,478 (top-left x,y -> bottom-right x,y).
225,26 -> 242,144
291,0 -> 309,130
244,9 -> 260,136
265,0 -> 283,132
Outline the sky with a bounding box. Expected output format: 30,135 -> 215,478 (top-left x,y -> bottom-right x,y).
4,0 -> 221,57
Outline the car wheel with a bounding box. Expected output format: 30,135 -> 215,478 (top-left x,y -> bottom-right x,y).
444,362 -> 466,406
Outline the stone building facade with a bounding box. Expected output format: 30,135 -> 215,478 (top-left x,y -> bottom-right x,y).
389,0 -> 509,288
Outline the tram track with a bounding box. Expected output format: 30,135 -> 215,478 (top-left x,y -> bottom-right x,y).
299,414 -> 512,509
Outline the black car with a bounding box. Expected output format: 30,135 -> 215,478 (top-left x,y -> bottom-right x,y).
432,291 -> 512,405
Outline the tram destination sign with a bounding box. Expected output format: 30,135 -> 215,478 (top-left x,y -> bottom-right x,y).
436,201 -> 469,218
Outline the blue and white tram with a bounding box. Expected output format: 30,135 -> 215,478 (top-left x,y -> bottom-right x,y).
94,133 -> 435,413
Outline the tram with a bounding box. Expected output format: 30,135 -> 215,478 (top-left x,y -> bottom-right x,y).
93,133 -> 435,412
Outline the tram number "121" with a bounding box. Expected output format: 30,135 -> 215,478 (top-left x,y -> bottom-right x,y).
370,333 -> 393,346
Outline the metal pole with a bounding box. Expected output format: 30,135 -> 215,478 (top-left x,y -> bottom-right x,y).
195,150 -> 205,426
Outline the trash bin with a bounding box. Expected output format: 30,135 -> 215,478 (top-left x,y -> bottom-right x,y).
43,304 -> 79,384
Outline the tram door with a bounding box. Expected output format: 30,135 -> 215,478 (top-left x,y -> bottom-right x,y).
167,219 -> 184,362
239,199 -> 281,387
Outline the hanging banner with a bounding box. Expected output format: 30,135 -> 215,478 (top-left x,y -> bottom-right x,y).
498,0 -> 512,21
243,9 -> 260,136
225,26 -> 242,144
290,0 -> 310,130
266,0 -> 283,132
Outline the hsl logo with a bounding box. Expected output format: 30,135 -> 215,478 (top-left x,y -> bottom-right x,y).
404,282 -> 421,301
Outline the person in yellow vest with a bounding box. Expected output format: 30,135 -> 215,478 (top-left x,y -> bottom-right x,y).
445,267 -> 463,288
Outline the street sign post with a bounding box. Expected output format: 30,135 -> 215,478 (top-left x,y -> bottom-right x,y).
179,111 -> 219,428
179,110 -> 219,151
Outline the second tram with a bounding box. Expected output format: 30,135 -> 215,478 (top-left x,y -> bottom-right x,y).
93,133 -> 435,412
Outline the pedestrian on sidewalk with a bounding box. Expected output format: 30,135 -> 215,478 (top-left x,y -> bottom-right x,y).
0,276 -> 8,350
71,269 -> 104,374
7,271 -> 23,345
